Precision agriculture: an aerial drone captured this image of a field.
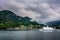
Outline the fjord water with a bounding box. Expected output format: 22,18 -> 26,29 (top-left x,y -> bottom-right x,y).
0,30 -> 60,40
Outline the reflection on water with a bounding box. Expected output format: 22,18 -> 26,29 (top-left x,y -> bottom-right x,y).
0,30 -> 60,40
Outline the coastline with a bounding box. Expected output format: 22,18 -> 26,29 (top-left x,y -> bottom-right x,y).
0,29 -> 39,31
0,28 -> 60,31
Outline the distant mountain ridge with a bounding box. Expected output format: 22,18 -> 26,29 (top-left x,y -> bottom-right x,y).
47,20 -> 60,26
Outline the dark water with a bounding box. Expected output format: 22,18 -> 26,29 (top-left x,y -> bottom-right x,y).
0,30 -> 60,40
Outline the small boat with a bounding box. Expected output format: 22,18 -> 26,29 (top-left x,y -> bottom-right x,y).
39,26 -> 54,32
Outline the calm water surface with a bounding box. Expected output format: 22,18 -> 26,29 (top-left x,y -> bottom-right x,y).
0,30 -> 60,40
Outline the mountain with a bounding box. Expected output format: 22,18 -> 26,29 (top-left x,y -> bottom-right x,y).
0,10 -> 43,29
47,20 -> 60,26
47,20 -> 60,29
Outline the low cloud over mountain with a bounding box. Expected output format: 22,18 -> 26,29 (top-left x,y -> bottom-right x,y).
0,0 -> 60,24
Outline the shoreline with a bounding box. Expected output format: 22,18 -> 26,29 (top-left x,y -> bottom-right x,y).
0,29 -> 39,31
0,29 -> 60,31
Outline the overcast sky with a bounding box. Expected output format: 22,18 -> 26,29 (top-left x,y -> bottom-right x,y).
0,0 -> 60,24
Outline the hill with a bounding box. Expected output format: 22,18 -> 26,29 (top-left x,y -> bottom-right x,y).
47,20 -> 60,29
0,10 -> 44,29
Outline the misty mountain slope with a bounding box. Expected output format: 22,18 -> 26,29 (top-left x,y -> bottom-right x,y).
0,10 -> 43,29
47,20 -> 60,26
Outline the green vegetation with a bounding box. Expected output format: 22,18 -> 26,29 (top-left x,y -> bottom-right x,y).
49,25 -> 60,29
0,10 -> 44,30
0,10 -> 60,30
47,20 -> 60,29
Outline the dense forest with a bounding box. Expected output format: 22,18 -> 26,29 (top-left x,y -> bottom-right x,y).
0,10 -> 60,30
47,21 -> 60,29
0,10 -> 44,30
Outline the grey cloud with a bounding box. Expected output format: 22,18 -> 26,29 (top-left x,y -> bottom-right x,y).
0,0 -> 60,24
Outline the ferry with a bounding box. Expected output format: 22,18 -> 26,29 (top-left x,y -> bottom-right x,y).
39,26 -> 54,32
